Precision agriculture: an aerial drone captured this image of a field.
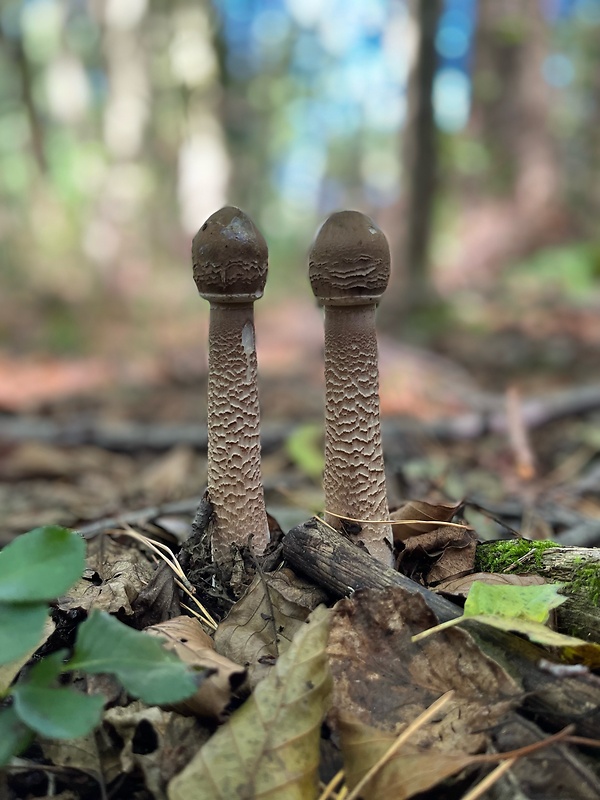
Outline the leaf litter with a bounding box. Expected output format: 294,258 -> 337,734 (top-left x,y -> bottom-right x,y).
5,370 -> 600,797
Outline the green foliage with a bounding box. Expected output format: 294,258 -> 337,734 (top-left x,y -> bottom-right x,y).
70,610 -> 199,705
285,423 -> 324,482
475,539 -> 559,574
12,653 -> 106,740
0,526 -> 200,766
463,581 -> 567,624
412,580 -> 600,666
0,525 -> 86,602
509,243 -> 600,299
0,603 -> 50,665
0,707 -> 33,766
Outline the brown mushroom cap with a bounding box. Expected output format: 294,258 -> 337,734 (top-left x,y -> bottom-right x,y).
193,206 -> 268,303
309,210 -> 390,306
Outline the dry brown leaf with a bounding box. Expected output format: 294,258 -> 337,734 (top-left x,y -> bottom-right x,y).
104,701 -> 209,795
339,713 -> 480,800
146,616 -> 246,720
327,587 -> 521,757
214,568 -> 327,687
390,500 -> 464,542
60,536 -> 155,616
168,605 -> 332,800
0,442 -> 74,479
41,730 -> 107,785
399,525 -> 478,583
436,571 -> 546,597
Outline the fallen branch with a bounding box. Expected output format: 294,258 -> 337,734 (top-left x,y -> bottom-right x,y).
282,517 -> 600,739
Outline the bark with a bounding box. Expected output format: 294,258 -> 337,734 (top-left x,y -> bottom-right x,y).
478,541 -> 600,642
282,517 -> 600,739
393,0 -> 442,313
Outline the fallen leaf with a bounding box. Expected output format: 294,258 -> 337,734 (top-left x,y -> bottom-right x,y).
464,581 -> 566,624
390,500 -> 464,542
339,713 -> 480,800
327,588 -> 520,756
104,701 -> 209,796
136,446 -> 195,502
168,605 -> 332,800
146,616 -> 246,719
60,536 -> 155,616
398,525 -> 478,583
436,571 -> 546,597
214,569 -> 327,687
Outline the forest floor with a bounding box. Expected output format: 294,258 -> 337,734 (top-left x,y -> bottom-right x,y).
2,283 -> 600,798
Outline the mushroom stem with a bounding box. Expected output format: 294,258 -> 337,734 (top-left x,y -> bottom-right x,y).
193,207 -> 270,567
206,303 -> 268,560
309,211 -> 393,566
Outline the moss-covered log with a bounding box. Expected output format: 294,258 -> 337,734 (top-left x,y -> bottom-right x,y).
476,540 -> 600,641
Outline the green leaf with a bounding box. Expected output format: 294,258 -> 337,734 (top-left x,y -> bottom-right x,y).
0,706 -> 33,766
68,610 -> 200,705
286,423 -> 324,482
27,650 -> 67,686
0,602 -> 49,666
13,684 -> 105,740
0,526 -> 85,602
464,581 -> 567,624
168,605 -> 332,800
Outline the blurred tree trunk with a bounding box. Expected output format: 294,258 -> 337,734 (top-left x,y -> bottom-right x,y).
442,1 -> 569,290
396,0 -> 442,312
379,0 -> 442,335
472,0 -> 560,211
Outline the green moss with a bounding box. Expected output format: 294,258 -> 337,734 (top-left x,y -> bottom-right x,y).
568,564 -> 600,606
475,539 -> 559,574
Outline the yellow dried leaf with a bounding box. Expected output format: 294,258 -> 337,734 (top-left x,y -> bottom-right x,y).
168,605 -> 332,800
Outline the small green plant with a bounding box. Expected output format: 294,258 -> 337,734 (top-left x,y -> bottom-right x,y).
0,526 -> 201,766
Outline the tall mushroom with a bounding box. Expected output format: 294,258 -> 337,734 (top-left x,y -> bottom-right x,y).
309,210 -> 393,566
192,206 -> 270,567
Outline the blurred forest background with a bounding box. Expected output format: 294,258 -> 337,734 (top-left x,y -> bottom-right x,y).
1,0 -> 600,412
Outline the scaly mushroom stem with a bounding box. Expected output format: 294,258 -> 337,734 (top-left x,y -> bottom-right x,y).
310,211 -> 393,566
207,303 -> 268,561
193,207 -> 269,567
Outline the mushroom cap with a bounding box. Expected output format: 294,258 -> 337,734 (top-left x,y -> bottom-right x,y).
309,210 -> 390,306
193,207 -> 268,303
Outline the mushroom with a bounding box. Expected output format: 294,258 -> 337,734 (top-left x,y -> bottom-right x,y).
309,210 -> 393,566
192,206 -> 270,566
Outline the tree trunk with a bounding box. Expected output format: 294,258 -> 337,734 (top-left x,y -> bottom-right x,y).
392,0 -> 442,316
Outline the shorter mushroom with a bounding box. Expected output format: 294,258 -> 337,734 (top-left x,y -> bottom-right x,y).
309,210 -> 393,566
192,207 -> 270,568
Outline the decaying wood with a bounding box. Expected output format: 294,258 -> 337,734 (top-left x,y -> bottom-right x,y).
283,517 -> 600,739
478,541 -> 600,642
